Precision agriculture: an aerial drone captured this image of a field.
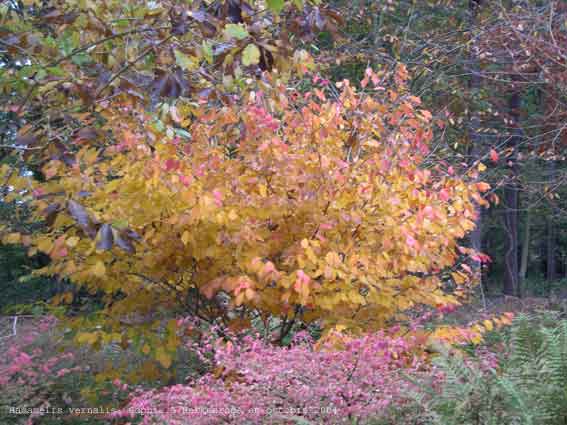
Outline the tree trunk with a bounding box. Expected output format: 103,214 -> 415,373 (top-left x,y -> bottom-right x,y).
546,217 -> 556,282
545,222 -> 557,282
519,208 -> 530,283
503,184 -> 519,296
545,159 -> 558,281
467,0 -> 483,285
502,89 -> 521,297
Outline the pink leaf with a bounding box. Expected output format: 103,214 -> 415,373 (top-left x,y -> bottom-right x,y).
490,149 -> 499,163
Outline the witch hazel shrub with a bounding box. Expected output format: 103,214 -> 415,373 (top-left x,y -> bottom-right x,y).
113,329 -> 431,425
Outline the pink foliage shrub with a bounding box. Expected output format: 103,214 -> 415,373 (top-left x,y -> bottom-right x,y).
0,316 -> 79,424
113,329 -> 430,425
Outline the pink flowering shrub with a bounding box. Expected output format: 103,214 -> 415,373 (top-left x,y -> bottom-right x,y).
0,316 -> 80,424
0,316 -> 78,383
113,329 -> 430,425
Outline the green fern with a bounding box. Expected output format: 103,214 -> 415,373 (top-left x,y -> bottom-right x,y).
408,313 -> 567,425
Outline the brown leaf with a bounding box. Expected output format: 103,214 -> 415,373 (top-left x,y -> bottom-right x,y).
170,9 -> 190,36
199,21 -> 218,38
43,9 -> 79,25
15,133 -> 37,146
241,2 -> 254,16
213,42 -> 234,57
258,46 -> 274,72
96,224 -> 114,250
322,8 -> 345,26
197,88 -> 214,101
72,84 -> 95,106
61,153 -> 76,166
67,200 -> 97,239
123,228 -> 142,241
113,228 -> 136,254
214,0 -> 243,23
188,10 -> 209,23
43,203 -> 61,227
153,72 -> 188,99
309,7 -> 326,31
75,127 -> 99,143
227,0 -> 243,23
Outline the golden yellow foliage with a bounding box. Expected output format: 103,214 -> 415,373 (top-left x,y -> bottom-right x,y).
0,67 -> 486,360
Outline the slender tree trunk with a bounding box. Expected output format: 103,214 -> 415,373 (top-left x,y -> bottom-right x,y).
503,185 -> 519,296
467,0 -> 483,285
545,159 -> 557,282
519,208 -> 530,283
503,89 -> 521,297
546,218 -> 556,281
545,159 -> 557,281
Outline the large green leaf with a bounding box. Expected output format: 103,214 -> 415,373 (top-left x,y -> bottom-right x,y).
266,0 -> 285,13
224,24 -> 249,40
242,44 -> 260,66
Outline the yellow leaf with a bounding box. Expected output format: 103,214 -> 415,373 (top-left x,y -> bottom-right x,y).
66,236 -> 80,247
235,292 -> 245,306
181,231 -> 190,246
281,292 -> 291,303
451,272 -> 466,284
142,344 -> 151,355
305,246 -> 317,263
82,148 -> 99,165
325,251 -> 341,267
141,361 -> 160,380
483,320 -> 494,331
470,334 -> 483,345
473,324 -> 485,334
258,184 -> 267,197
92,261 -> 106,278
76,332 -> 98,345
242,44 -> 261,66
245,288 -> 256,301
62,292 -> 73,304
3,233 -> 21,244
36,237 -> 53,254
156,348 -> 172,369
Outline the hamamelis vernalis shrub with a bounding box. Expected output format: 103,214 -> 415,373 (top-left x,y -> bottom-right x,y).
1,66 -> 488,367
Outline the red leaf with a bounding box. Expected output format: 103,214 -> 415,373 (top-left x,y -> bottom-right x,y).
489,149 -> 499,163
212,189 -> 223,206
165,159 -> 179,171
477,182 -> 491,192
406,235 -> 418,249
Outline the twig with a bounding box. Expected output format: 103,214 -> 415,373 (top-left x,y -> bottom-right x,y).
0,316 -> 18,339
95,34 -> 174,98
14,26 -> 170,113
